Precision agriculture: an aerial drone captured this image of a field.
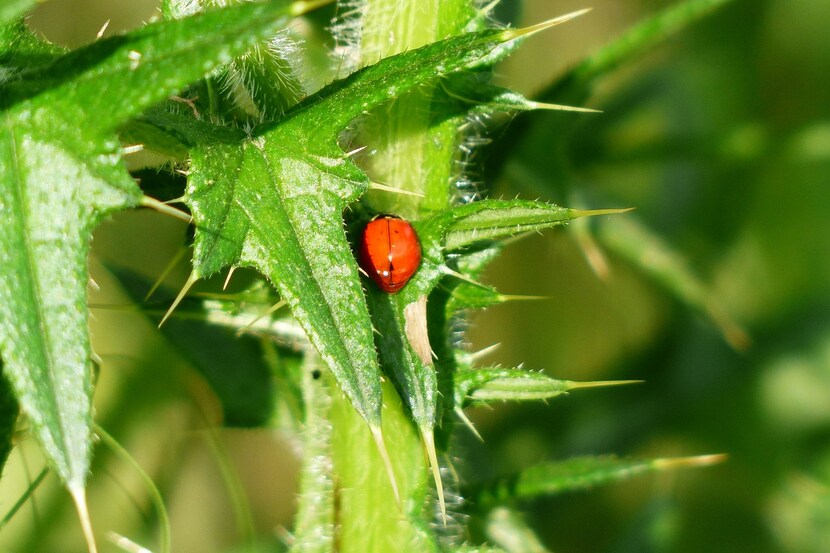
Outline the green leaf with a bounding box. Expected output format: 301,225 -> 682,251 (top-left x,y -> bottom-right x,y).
476,454 -> 726,504
0,115 -> 139,491
187,139 -> 384,426
455,367 -> 639,406
423,198 -> 629,251
118,105 -> 246,161
185,26 -> 528,429
3,1 -> 301,123
0,19 -> 64,89
0,0 -> 310,500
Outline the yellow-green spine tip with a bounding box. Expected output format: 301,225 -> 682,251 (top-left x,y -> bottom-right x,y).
421,427 -> 447,526
159,272 -> 198,328
500,8 -> 592,42
652,453 -> 728,470
141,195 -> 192,224
567,379 -> 644,390
570,206 -> 636,219
70,486 -> 98,553
370,425 -> 401,507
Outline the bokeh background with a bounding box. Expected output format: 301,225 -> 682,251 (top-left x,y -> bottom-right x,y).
2,0 -> 829,552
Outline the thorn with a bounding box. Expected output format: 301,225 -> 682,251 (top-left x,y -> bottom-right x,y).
141,196 -> 192,224
652,453 -> 728,470
121,144 -> 144,156
480,0 -> 500,16
162,196 -> 187,205
344,145 -> 368,157
159,272 -> 198,328
222,266 -> 237,291
455,407 -> 483,442
95,20 -> 110,40
369,181 -> 425,198
440,266 -> 491,290
370,426 -> 400,507
236,300 -> 287,336
70,486 -> 98,553
500,8 -> 592,42
498,293 -> 548,302
469,342 -> 501,362
526,101 -> 601,113
574,224 -> 611,281
570,206 -> 635,219
421,427 -> 447,526
145,247 -> 187,301
568,379 -> 644,390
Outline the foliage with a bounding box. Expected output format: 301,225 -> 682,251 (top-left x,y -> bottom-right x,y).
1,0 -> 827,552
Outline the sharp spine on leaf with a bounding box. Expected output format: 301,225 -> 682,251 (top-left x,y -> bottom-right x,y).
141,195 -> 192,224
159,273 -> 198,328
421,428 -> 447,526
500,8 -> 592,42
370,426 -> 401,507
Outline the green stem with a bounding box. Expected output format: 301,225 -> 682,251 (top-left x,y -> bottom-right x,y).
358,0 -> 477,218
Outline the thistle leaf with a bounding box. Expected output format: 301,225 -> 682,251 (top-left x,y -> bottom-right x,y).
477,454 -> 727,504
0,0 -> 307,500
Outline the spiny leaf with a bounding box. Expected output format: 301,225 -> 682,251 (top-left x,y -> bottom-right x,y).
455,367 -> 639,406
185,25 -> 537,430
0,19 -> 64,89
0,0 -> 310,507
476,454 -> 727,504
188,138 -> 383,426
0,114 -> 139,492
118,105 -> 246,161
3,0 -> 303,126
488,0 -> 735,178
422,198 -> 630,251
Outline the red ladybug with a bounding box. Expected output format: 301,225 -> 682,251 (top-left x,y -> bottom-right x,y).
359,216 -> 422,293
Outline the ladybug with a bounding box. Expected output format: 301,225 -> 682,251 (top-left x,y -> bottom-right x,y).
359,216 -> 422,293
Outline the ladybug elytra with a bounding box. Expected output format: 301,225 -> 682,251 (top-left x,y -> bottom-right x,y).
359,216 -> 422,293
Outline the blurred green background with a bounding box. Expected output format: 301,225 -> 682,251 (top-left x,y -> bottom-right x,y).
2,0 -> 829,552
